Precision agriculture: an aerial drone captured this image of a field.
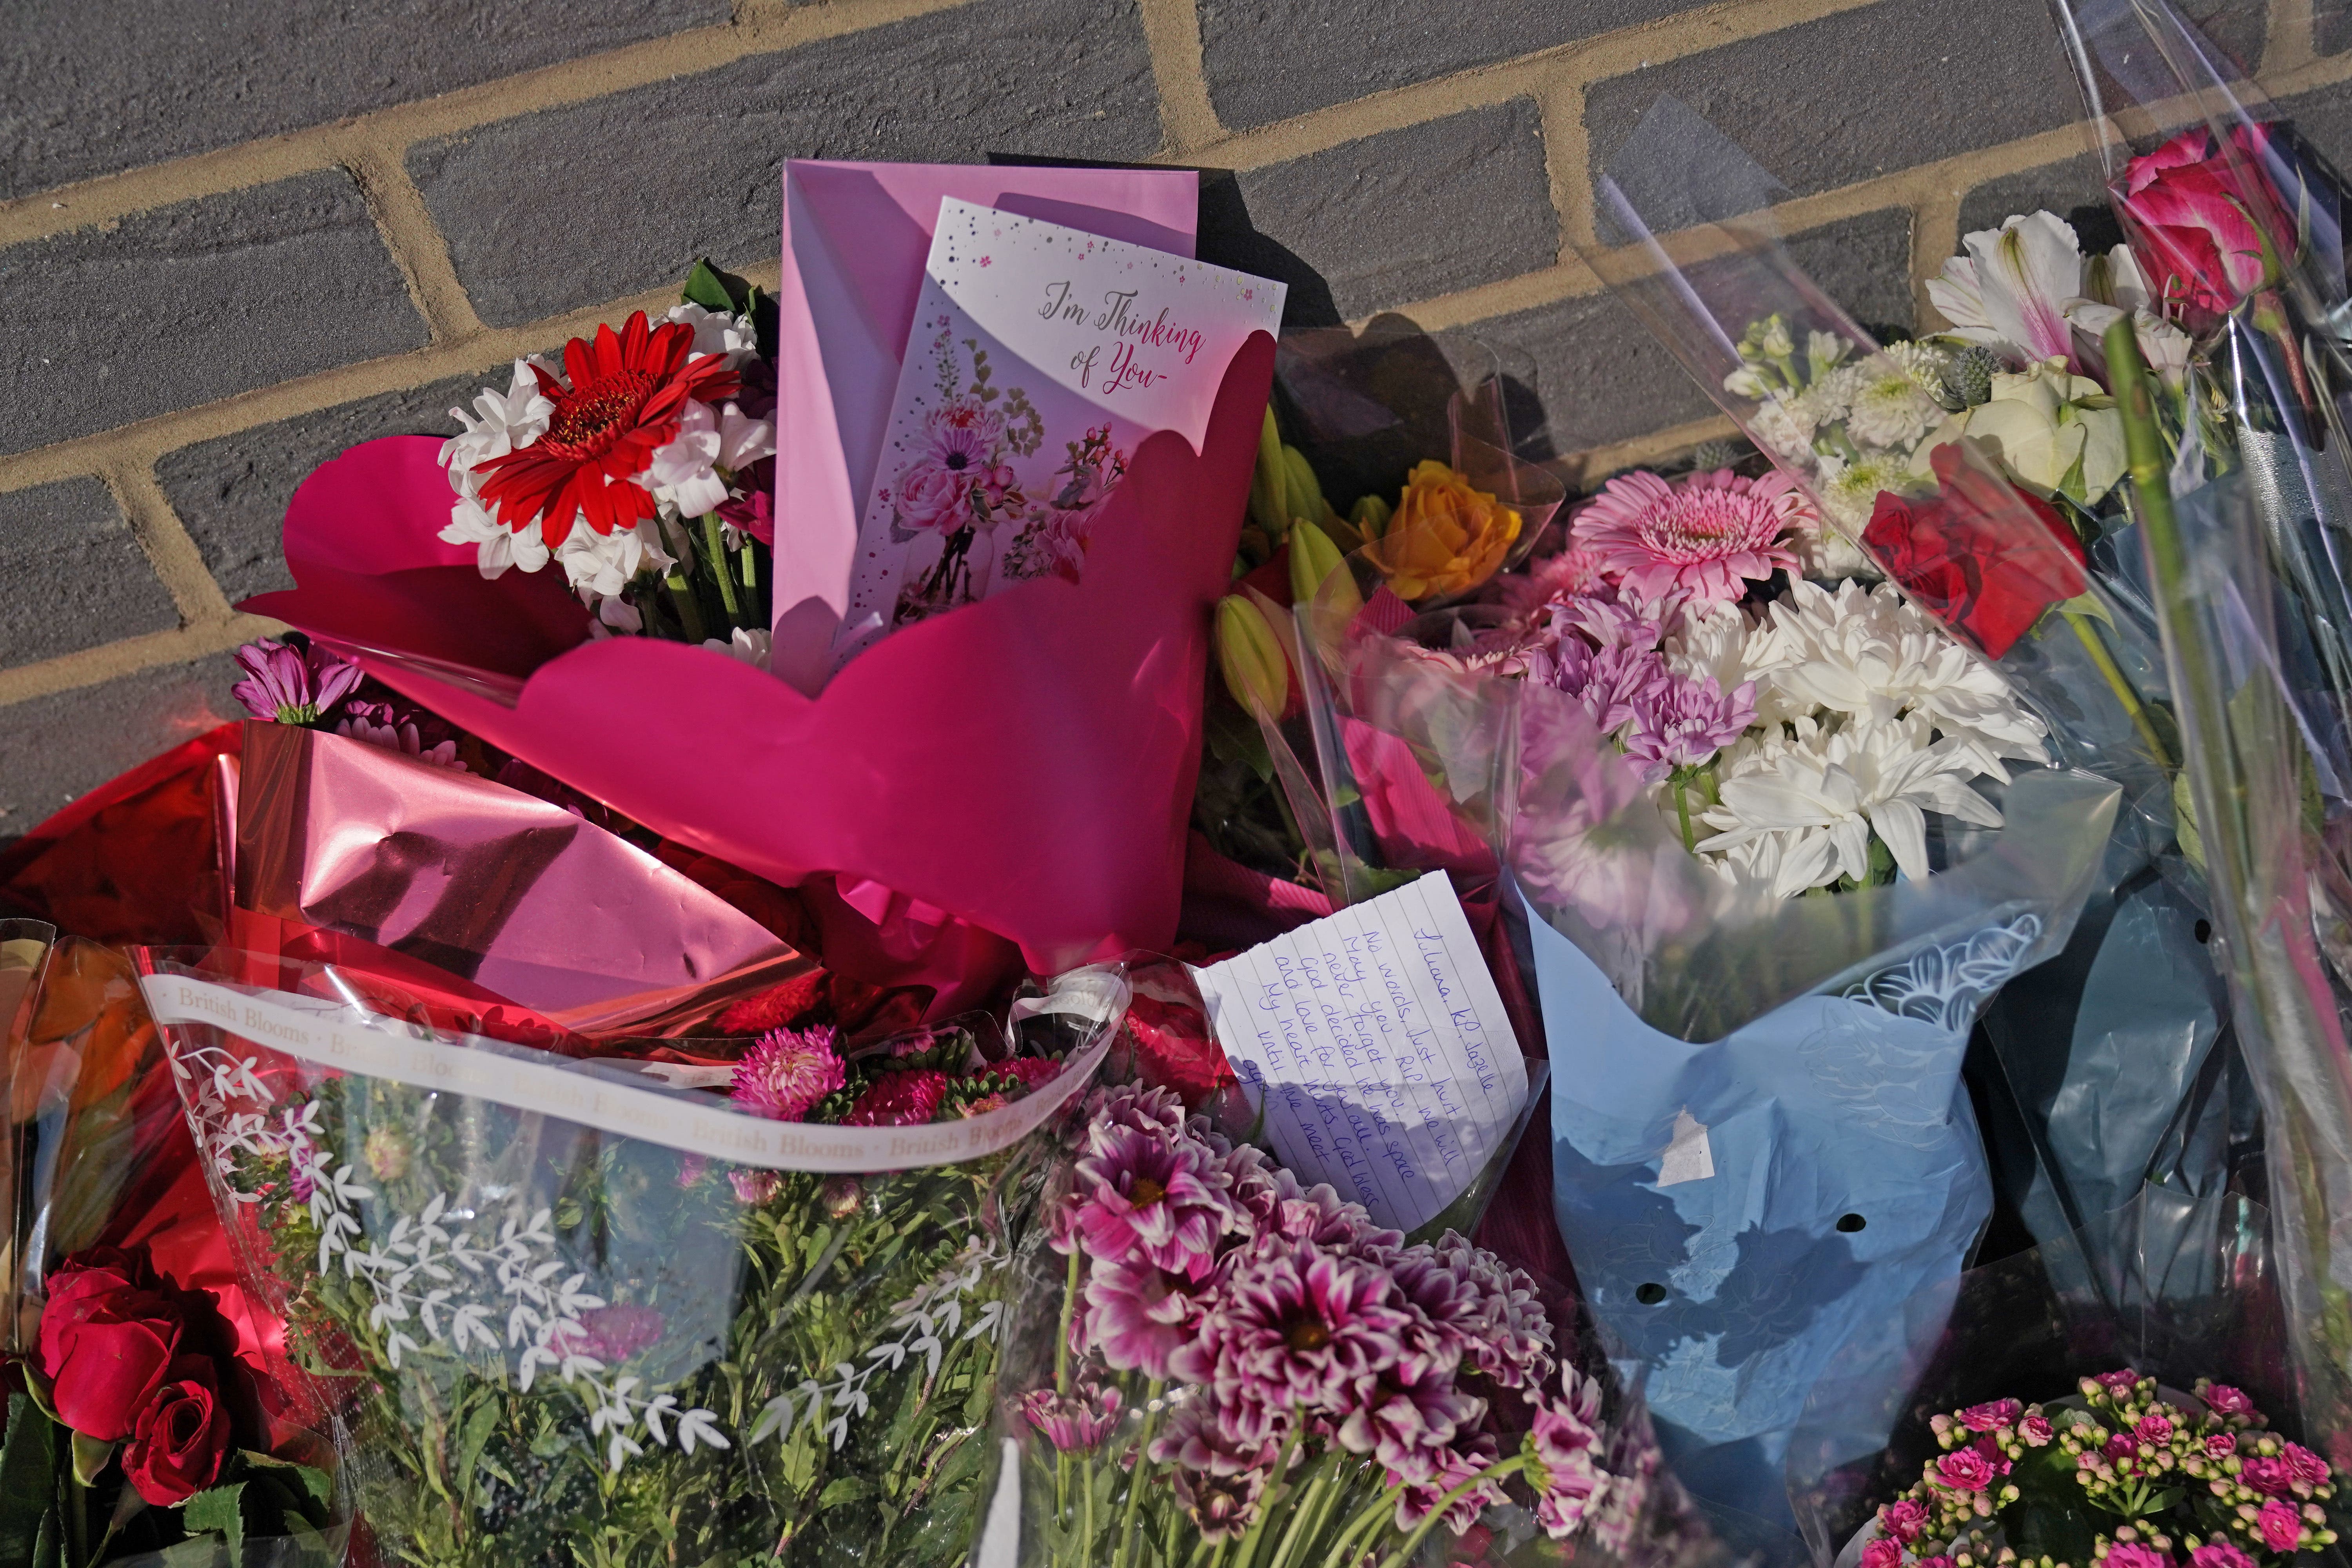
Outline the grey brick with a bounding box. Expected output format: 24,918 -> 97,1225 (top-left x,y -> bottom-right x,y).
157,372 -> 499,608
1224,102 -> 1554,324
0,172 -> 428,458
0,655 -> 244,829
410,0 -> 1161,328
1457,210 -> 1917,455
0,480 -> 181,667
0,0 -> 731,201
2323,0 -> 2352,55
2273,79 -> 2352,173
1957,154 -> 2119,253
1198,0 -> 1708,131
1585,0 -> 2085,233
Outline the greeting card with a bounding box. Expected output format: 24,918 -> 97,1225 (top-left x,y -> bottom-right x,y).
832,197 -> 1285,667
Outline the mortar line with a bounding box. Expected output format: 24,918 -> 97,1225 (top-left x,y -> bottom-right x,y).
1536,77 -> 1597,261
341,141 -> 487,345
0,264 -> 781,497
0,616 -> 287,710
1134,0 -> 1223,157
98,463 -> 236,626
1564,414 -> 1742,482
0,0 -> 975,247
1909,188 -> 1962,329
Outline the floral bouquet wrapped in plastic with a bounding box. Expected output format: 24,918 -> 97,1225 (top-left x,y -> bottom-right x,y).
132,944 -> 1130,1568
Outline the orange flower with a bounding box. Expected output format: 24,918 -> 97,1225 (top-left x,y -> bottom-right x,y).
1361,461 -> 1519,601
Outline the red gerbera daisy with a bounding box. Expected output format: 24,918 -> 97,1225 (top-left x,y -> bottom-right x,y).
474,311 -> 740,545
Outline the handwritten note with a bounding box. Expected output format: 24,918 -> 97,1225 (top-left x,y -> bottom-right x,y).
1186,873 -> 1528,1233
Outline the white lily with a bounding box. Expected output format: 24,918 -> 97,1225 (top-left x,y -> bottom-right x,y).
1926,211 -> 2085,368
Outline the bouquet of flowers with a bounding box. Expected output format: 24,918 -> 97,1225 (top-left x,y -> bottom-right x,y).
3,930 -> 339,1568
134,944 -> 1131,1568
987,1076 -> 1667,1568
1853,1372 -> 2336,1568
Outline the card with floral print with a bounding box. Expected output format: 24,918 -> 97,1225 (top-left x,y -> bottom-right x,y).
831,197 -> 1284,668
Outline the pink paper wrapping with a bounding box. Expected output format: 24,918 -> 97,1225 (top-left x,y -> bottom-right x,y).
243,335 -> 1277,1009
234,720 -> 806,1037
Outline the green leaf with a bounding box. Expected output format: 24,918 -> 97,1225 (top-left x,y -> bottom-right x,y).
183,1481 -> 247,1568
456,1400 -> 498,1509
67,1432 -> 113,1488
817,1477 -> 872,1509
681,260 -> 740,314
0,1394 -> 59,1568
233,1451 -> 334,1525
27,1506 -> 57,1568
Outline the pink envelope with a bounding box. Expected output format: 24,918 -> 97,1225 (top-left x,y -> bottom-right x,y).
771,159 -> 1200,693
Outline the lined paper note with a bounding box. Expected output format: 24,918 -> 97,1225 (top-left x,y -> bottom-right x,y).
1186,873 -> 1528,1232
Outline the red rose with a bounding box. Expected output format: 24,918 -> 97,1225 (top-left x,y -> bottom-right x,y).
38,1246 -> 185,1441
2122,125 -> 2290,319
1862,443 -> 2088,660
1122,990 -> 1236,1108
122,1355 -> 232,1505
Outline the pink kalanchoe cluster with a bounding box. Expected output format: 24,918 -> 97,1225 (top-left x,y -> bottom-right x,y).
730,1024 -> 847,1122
1869,1372 -> 2339,1568
1034,1086 -> 1644,1554
1569,468 -> 1804,604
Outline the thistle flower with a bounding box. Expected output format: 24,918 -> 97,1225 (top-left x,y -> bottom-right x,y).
730,1024 -> 846,1123
1571,469 -> 1803,604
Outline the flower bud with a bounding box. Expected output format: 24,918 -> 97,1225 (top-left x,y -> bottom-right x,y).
1249,407 -> 1289,539
1352,492 -> 1392,537
1215,594 -> 1289,719
1280,445 -> 1326,529
1288,518 -> 1363,637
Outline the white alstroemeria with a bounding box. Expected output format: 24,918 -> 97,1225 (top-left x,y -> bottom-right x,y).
1925,211 -> 2084,367
1697,713 -> 2006,894
439,494 -> 550,579
664,301 -> 759,366
645,402 -> 729,517
701,626 -> 772,671
1806,330 -> 1851,377
441,360 -> 552,498
586,595 -> 643,641
716,402 -> 776,469
2064,251 -> 2194,392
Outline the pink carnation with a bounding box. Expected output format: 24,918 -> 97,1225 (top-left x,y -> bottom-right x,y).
2021,1413 -> 2054,1446
1961,1399 -> 2024,1433
2201,1383 -> 2256,1417
2136,1414 -> 2176,1445
2240,1455 -> 2296,1495
730,1025 -> 846,1122
2207,1432 -> 2238,1459
1570,468 -> 1802,604
2092,1370 -> 2143,1398
2190,1544 -> 2255,1568
2284,1440 -> 2331,1487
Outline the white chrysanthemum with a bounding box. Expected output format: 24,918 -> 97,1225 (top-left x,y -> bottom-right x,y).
1888,339 -> 1955,396
441,360 -> 551,498
554,518 -> 668,600
716,403 -> 775,468
1844,357 -> 1945,452
1748,394 -> 1817,462
439,494 -> 550,578
664,302 -> 760,366
1762,579 -> 2048,771
1812,451 -> 1913,534
1695,711 -> 2007,895
1797,364 -> 1862,427
645,401 -> 728,517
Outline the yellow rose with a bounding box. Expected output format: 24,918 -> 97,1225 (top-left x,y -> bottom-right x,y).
1361,461 -> 1520,601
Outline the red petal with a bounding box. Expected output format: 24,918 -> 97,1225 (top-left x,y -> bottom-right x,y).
561,336 -> 596,392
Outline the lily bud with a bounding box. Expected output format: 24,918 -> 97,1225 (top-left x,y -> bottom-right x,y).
1280,445 -> 1326,530
1214,594 -> 1289,718
1249,407 -> 1289,539
1351,492 -> 1392,537
1288,519 -> 1362,633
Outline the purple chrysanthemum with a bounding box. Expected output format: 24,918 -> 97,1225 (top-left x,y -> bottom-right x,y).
1335,1357 -> 1482,1481
231,638 -> 363,726
1083,1255 -> 1215,1379
1523,1372 -> 1606,1539
730,1024 -> 847,1123
1150,1402 -> 1276,1544
1068,1123 -> 1236,1278
1431,1232 -> 1556,1392
1623,670 -> 1756,771
1021,1381 -> 1123,1453
1169,1235 -> 1413,1444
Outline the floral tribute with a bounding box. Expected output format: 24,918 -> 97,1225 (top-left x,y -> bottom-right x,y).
439,261 -> 780,664
163,973 -> 1091,1568
1011,1083 -> 1660,1568
1860,1372 -> 2338,1568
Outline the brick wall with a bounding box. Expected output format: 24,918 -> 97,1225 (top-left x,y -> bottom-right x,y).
0,0 -> 2336,836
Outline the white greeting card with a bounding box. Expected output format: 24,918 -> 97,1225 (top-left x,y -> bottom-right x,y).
831,197 -> 1285,667
1185,873 -> 1530,1233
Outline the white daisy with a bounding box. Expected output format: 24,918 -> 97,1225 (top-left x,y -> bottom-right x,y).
441,360 -> 551,498
439,493 -> 549,579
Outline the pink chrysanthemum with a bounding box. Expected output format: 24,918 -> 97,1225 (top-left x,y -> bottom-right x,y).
1069,1123 -> 1236,1278
1531,638 -> 1668,737
1522,1373 -> 1606,1538
1430,1233 -> 1555,1392
1394,1430 -> 1506,1535
1021,1381 -> 1123,1452
1085,1083 -> 1191,1142
1571,468 -> 1802,604
1624,670 -> 1756,771
1085,1255 -> 1218,1379
1336,1358 -> 1482,1480
232,637 -> 363,725
1170,1235 -> 1413,1443
731,1025 -> 847,1122
1151,1403 -> 1278,1544
842,1069 -> 949,1127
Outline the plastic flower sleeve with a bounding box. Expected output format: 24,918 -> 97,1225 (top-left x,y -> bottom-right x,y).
133,944 -> 1130,1568
2127,453 -> 2352,1465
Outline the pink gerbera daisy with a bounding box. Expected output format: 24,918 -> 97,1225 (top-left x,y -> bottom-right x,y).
1571,468 -> 1803,603
730,1025 -> 847,1122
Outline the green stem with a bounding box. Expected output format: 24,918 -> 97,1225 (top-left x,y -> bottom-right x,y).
1232,1421 -> 1307,1568
2062,609 -> 2173,772
1265,1450 -> 1339,1568
65,1460 -> 88,1568
1317,1480 -> 1416,1568
1055,1247 -> 1081,1394
702,512 -> 745,628
1117,1381 -> 1167,1568
1372,1455 -> 1528,1568
1671,770 -> 1696,853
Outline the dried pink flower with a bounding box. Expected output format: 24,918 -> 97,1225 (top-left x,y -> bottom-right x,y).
1571,469 -> 1802,604
730,1025 -> 846,1122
